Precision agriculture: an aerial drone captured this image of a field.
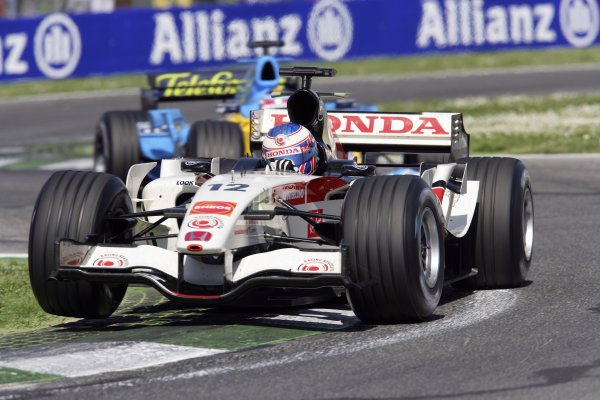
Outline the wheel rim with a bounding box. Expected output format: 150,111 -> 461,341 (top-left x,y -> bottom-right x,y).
522,187 -> 534,261
419,207 -> 441,289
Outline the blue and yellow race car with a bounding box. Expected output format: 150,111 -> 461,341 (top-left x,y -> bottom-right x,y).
93,41 -> 376,180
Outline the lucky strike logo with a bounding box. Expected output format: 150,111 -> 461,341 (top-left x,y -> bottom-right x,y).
187,215 -> 224,229
190,201 -> 237,216
93,254 -> 128,268
297,258 -> 334,272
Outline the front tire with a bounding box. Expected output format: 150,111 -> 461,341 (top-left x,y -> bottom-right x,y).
342,176 -> 445,323
455,157 -> 534,289
94,111 -> 146,181
186,120 -> 244,159
29,171 -> 133,318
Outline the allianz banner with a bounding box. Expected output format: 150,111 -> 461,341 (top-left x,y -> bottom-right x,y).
1,0 -> 599,82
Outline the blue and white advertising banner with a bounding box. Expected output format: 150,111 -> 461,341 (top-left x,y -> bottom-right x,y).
0,0 -> 599,82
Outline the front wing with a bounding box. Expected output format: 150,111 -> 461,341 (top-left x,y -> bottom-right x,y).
55,240 -> 345,305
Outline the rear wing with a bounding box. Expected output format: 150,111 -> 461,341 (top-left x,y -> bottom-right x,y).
141,68 -> 247,110
250,109 -> 469,160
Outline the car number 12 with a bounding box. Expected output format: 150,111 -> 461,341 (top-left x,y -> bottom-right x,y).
207,183 -> 250,192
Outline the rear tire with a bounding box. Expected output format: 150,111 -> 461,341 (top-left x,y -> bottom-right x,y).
29,171 -> 133,318
94,111 -> 146,181
455,157 -> 534,289
186,120 -> 244,159
343,176 -> 445,323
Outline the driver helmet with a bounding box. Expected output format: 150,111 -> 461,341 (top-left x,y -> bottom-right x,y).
262,123 -> 319,174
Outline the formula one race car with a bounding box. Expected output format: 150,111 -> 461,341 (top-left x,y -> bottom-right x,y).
93,41 -> 376,181
30,67 -> 533,324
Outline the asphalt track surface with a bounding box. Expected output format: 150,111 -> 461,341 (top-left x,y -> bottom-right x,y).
2,65 -> 600,399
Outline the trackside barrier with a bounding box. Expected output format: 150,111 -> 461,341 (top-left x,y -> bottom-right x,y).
0,0 -> 599,82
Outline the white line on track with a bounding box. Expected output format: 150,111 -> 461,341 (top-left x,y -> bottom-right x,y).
38,158 -> 93,171
0,147 -> 27,156
0,88 -> 138,105
0,157 -> 92,171
0,342 -> 226,378
0,253 -> 27,258
0,158 -> 23,168
250,308 -> 357,328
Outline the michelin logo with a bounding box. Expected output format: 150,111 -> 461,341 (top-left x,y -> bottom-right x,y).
307,0 -> 354,61
34,13 -> 81,79
417,0 -> 599,49
560,0 -> 600,47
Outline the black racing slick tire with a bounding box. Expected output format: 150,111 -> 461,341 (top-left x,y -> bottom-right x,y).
186,120 -> 244,159
455,157 -> 534,289
342,175 -> 445,323
94,110 -> 146,181
29,171 -> 133,318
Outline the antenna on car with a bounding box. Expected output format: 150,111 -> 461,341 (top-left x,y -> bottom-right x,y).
279,67 -> 336,90
247,40 -> 285,56
271,90 -> 349,98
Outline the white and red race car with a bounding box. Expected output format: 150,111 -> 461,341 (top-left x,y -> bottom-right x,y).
29,67 -> 533,324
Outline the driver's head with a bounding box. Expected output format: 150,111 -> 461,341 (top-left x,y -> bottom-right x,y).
262,123 -> 318,174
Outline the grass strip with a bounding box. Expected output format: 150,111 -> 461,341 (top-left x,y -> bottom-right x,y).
329,47 -> 600,76
0,259 -> 73,336
1,75 -> 146,100
1,142 -> 94,171
2,47 -> 600,99
0,367 -> 58,385
156,324 -> 320,351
